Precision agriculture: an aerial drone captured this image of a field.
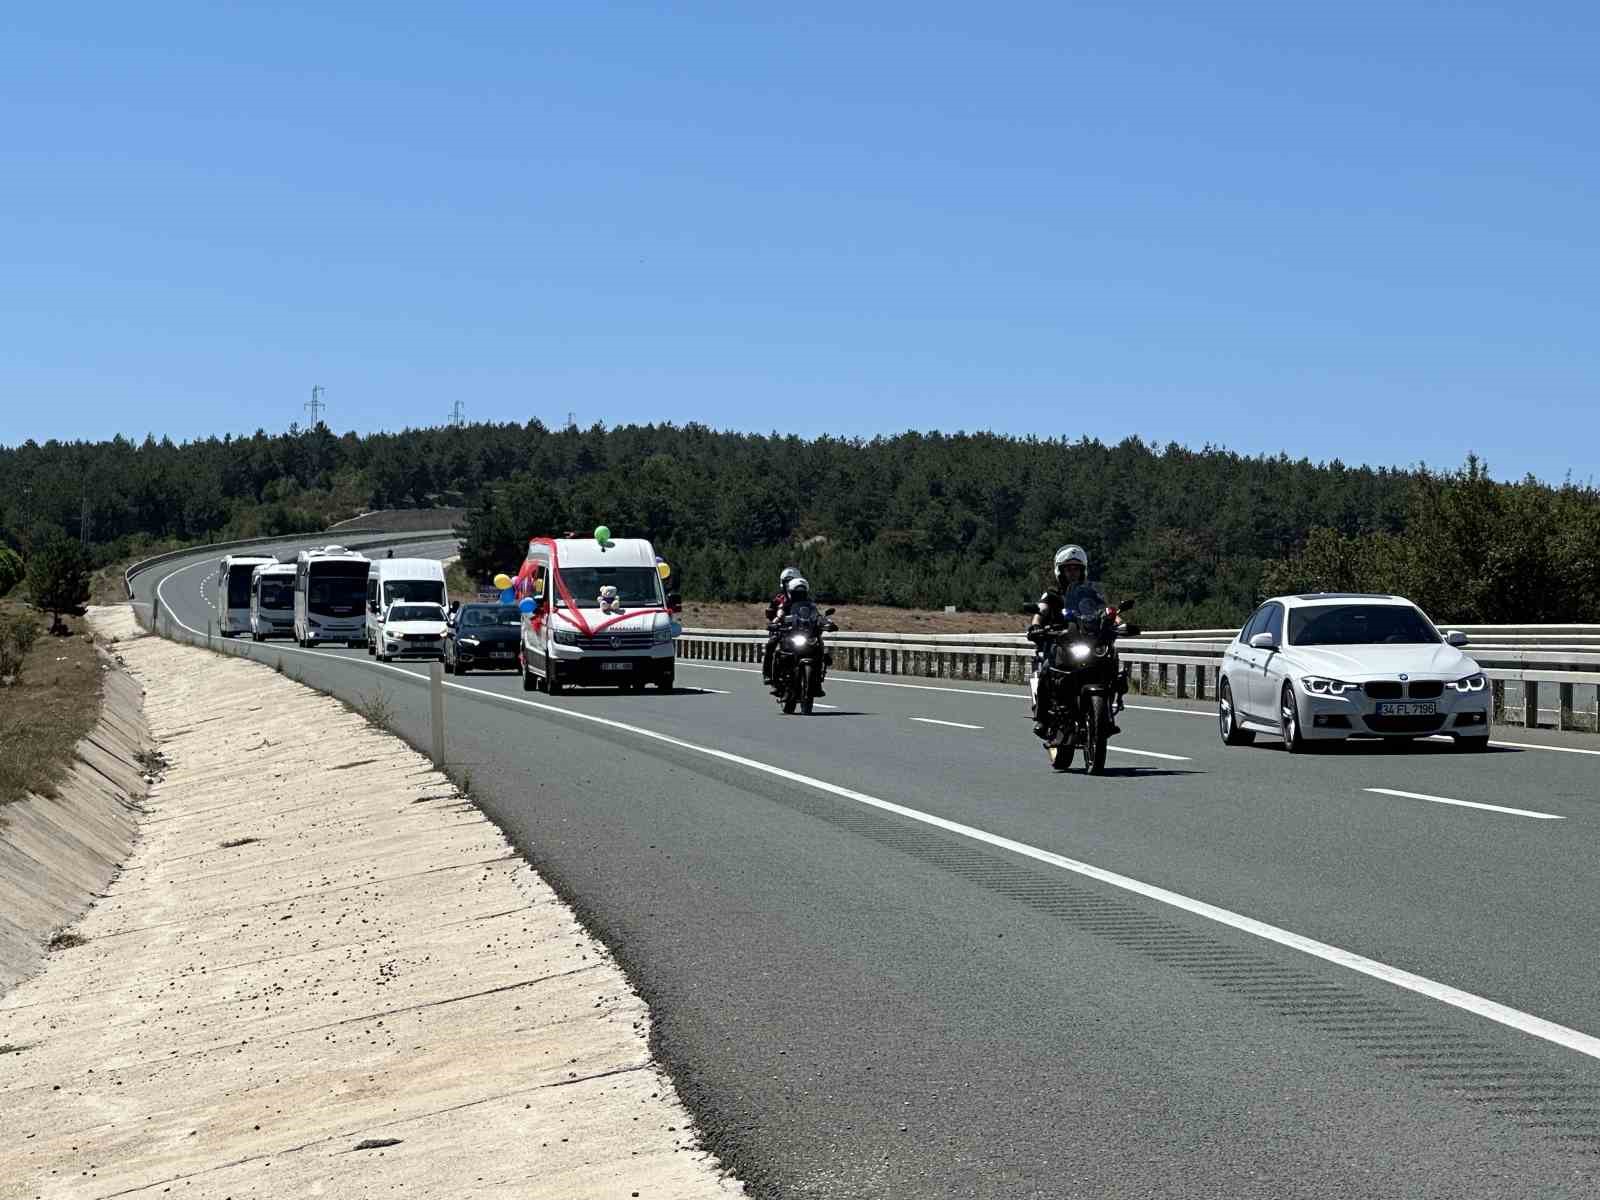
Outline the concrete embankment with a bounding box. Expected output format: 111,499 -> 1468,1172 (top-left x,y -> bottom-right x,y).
0,633 -> 149,996
0,607 -> 743,1199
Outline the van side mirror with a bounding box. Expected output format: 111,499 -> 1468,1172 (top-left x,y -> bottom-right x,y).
1118,599 -> 1137,613
1249,631 -> 1279,651
666,592 -> 682,611
1445,630 -> 1469,647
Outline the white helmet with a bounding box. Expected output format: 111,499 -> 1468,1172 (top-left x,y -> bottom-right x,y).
1054,544 -> 1089,574
780,566 -> 802,588
786,576 -> 810,597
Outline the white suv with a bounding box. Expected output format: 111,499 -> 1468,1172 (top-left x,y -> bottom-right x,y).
1218,593 -> 1491,752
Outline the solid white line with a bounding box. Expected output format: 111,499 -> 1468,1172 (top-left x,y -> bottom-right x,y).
154,564 -> 1600,1064
1490,739 -> 1600,758
1108,746 -> 1192,762
910,717 -> 983,730
1364,787 -> 1564,821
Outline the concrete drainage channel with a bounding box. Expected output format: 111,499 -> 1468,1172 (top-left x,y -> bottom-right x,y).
0,605 -> 745,1198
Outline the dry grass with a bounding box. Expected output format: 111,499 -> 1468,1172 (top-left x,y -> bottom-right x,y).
0,599 -> 102,805
679,599 -> 1026,635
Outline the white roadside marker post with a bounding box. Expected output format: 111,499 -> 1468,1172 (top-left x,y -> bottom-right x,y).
430,659 -> 447,767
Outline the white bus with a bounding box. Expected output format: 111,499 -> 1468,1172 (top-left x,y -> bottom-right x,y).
365,557 -> 449,654
249,561 -> 299,641
292,545 -> 370,647
214,555 -> 277,637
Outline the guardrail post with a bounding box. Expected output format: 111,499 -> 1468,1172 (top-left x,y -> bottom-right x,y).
429,660 -> 446,767
1560,683 -> 1574,732
1491,680 -> 1505,724
1196,666 -> 1208,701
1524,681 -> 1539,729
1157,663 -> 1168,697
1139,663 -> 1150,695
1176,665 -> 1187,699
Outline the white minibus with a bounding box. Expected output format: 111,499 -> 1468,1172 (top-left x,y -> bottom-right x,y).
215,555 -> 276,637
292,545 -> 370,647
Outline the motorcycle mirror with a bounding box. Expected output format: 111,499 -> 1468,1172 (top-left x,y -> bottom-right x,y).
824,608 -> 836,616
1019,603 -> 1038,616
1118,599 -> 1137,613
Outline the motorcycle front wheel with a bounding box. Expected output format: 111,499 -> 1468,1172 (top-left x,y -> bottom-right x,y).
799,662 -> 814,715
1085,694 -> 1109,775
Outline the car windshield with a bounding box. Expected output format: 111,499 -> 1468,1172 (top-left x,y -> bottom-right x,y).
461,606 -> 520,628
553,566 -> 661,608
389,605 -> 444,623
1289,604 -> 1440,646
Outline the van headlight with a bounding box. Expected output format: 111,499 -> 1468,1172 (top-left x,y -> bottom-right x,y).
653,627 -> 674,644
1450,673 -> 1487,693
1302,676 -> 1360,696
553,629 -> 580,645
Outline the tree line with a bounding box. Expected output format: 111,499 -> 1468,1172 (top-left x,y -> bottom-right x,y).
4,423 -> 1597,628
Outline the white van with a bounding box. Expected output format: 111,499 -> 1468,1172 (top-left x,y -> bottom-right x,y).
215,555 -> 277,636
293,545 -> 370,646
516,536 -> 678,693
249,562 -> 299,641
365,558 -> 448,655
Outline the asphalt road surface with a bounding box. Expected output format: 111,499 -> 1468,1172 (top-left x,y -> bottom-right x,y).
134,538 -> 1600,1198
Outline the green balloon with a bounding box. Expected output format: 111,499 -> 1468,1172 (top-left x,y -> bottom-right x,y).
594,524 -> 611,544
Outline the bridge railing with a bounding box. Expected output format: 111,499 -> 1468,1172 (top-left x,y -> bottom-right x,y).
675,626 -> 1600,734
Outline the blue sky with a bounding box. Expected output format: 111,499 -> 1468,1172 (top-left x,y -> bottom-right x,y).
3,2 -> 1596,482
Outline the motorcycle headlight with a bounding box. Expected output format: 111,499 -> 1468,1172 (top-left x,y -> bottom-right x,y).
1302,676 -> 1360,696
1450,673 -> 1487,693
1069,642 -> 1092,661
789,633 -> 811,649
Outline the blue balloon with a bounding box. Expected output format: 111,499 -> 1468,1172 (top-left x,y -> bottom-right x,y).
518,597 -> 535,614
500,587 -> 515,604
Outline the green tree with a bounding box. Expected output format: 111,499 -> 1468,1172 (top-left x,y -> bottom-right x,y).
0,546 -> 23,596
25,534 -> 92,633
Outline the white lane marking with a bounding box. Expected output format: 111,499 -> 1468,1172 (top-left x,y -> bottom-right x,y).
910,717 -> 983,730
1364,787 -> 1564,821
1490,739 -> 1600,758
1108,746 -> 1191,762
154,567 -> 1600,1063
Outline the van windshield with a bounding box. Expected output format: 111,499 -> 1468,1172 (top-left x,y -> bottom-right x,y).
554,567 -> 661,608
257,580 -> 294,610
383,579 -> 445,605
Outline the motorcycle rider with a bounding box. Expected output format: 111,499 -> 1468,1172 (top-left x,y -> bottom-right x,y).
1029,544 -> 1116,739
770,575 -> 828,697
762,566 -> 803,685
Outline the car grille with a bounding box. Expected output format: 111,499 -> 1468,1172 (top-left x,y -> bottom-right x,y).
1408,681 -> 1443,699
402,633 -> 440,643
1363,681 -> 1403,700
575,633 -> 654,650
1363,714 -> 1446,733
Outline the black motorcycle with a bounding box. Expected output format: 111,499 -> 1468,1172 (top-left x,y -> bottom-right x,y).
1025,595 -> 1139,773
770,604 -> 836,715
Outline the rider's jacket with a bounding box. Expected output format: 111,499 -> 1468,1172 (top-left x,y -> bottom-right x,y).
764,591 -> 791,624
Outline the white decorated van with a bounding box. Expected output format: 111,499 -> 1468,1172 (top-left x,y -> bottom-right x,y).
514,535 -> 678,693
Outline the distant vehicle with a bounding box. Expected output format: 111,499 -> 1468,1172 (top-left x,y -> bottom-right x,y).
375,601 -> 449,662
516,535 -> 678,694
292,545 -> 370,647
443,604 -> 521,674
1218,593 -> 1491,752
248,562 -> 298,641
365,558 -> 448,655
214,554 -> 276,637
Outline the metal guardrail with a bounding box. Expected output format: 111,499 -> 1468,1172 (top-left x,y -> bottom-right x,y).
676,626 -> 1600,734
123,528 -> 459,598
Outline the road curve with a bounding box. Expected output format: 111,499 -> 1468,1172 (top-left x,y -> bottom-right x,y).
134,538 -> 1600,1199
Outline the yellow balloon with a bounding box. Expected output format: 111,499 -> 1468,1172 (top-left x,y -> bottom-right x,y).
533,578 -> 545,594
493,573 -> 512,590
657,561 -> 672,579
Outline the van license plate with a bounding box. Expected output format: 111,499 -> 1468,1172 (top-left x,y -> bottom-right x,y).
1376,701 -> 1436,717
601,661 -> 633,671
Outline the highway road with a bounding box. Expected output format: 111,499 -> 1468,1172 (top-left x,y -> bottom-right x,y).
135,537 -> 1600,1198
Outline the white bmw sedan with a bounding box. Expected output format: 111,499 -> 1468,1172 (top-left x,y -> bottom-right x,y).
1217,593 -> 1492,752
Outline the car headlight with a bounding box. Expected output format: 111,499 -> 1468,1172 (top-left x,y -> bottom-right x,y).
1069,642 -> 1092,661
1450,673 -> 1487,693
459,636 -> 479,646
553,629 -> 580,645
1302,676 -> 1360,696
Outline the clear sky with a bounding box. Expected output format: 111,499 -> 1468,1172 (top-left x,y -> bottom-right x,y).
3,2 -> 1596,482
